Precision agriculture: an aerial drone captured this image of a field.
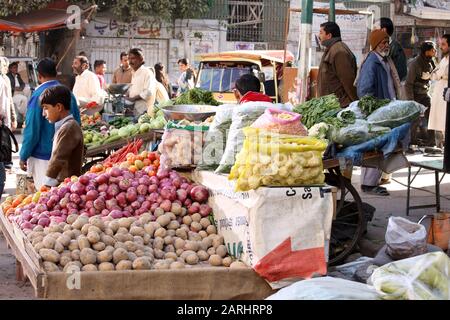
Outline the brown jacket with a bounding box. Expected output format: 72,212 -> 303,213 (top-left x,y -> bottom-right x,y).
46,116 -> 84,182
317,40 -> 358,107
112,66 -> 133,84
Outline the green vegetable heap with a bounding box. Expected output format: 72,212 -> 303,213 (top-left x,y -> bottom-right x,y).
293,94 -> 353,129
358,95 -> 390,115
174,88 -> 221,106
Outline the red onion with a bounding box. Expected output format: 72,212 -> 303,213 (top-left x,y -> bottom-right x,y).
101,209 -> 110,216
94,198 -> 105,211
137,195 -> 145,203
188,204 -> 200,214
80,212 -> 89,217
70,182 -> 85,195
95,174 -> 108,185
149,176 -> 159,185
156,169 -> 170,179
135,208 -> 146,216
123,171 -> 134,180
21,211 -> 32,221
172,178 -> 182,188
38,196 -> 49,205
126,187 -> 138,202
122,211 -> 132,218
184,198 -> 192,207
109,176 -> 120,184
131,201 -> 141,210
148,184 -> 158,194
61,208 -> 68,215
30,217 -> 38,224
156,196 -> 163,204
88,207 -> 97,217
38,217 -> 50,227
78,175 -> 90,185
199,204 -> 212,217
109,210 -> 123,219
110,167 -> 122,178
85,200 -> 94,209
86,184 -> 96,192
86,190 -> 99,201
141,201 -> 151,210
148,192 -> 159,203
69,193 -> 81,204
107,184 -> 120,197
22,222 -> 33,230
160,199 -> 172,212
131,180 -> 139,188
105,198 -> 118,210
150,203 -> 159,213
58,186 -> 69,198
176,189 -> 188,202
138,176 -> 151,186
35,204 -> 47,213
190,185 -> 209,203
119,179 -> 131,191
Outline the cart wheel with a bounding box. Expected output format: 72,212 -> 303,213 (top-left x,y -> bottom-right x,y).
325,173 -> 365,266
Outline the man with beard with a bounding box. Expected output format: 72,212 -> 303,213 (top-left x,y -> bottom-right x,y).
317,21 -> 358,107
356,29 -> 402,196
429,34 -> 450,150
404,41 -> 437,153
126,48 -> 157,116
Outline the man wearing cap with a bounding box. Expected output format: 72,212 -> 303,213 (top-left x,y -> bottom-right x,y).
356,29 -> 402,196
405,41 -> 437,152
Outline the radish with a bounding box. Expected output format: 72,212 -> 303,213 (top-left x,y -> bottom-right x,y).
190,185 -> 209,203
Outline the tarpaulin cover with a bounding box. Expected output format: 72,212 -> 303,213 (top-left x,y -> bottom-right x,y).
336,122 -> 411,166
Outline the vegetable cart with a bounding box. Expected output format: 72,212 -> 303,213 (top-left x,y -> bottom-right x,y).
82,130 -> 164,173
323,149 -> 405,266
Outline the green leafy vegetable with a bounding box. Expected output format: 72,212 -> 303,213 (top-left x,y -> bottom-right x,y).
174,88 -> 221,106
358,95 -> 390,115
293,94 -> 345,129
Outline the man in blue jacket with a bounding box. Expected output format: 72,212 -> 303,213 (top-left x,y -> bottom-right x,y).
356,29 -> 402,196
19,58 -> 80,190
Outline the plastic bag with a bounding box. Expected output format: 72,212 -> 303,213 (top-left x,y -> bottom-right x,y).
385,216 -> 427,260
158,121 -> 209,169
266,277 -> 380,300
369,252 -> 450,300
251,108 -> 308,135
331,120 -> 391,147
339,100 -> 366,119
215,102 -> 290,174
228,127 -> 327,191
197,104 -> 236,170
367,100 -> 426,128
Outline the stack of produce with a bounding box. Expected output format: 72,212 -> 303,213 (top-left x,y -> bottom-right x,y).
138,107 -> 167,130
81,112 -> 102,128
159,88 -> 221,107
108,116 -> 133,129
229,127 -> 327,191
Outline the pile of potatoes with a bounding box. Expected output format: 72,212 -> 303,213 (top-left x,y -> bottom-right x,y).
26,210 -> 247,272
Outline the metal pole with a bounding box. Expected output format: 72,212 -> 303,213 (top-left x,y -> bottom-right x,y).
329,0 -> 336,22
444,54 -> 450,171
297,0 -> 313,103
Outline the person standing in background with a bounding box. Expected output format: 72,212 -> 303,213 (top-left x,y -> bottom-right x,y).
404,41 -> 437,153
154,62 -> 173,97
94,60 -> 107,90
72,56 -> 106,110
7,62 -> 29,124
176,58 -> 196,96
379,17 -> 408,82
112,52 -> 133,84
429,34 -> 450,150
317,21 -> 358,108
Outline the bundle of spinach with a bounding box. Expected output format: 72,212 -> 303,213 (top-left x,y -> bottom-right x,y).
293,94 -> 348,129
358,95 -> 390,115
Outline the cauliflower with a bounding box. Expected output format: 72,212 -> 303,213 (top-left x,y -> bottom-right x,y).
308,122 -> 330,140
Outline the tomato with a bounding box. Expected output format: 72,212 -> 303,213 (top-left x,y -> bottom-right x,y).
143,158 -> 151,167
148,152 -> 156,161
153,159 -> 160,167
129,165 -> 138,173
148,170 -> 156,177
140,151 -> 148,159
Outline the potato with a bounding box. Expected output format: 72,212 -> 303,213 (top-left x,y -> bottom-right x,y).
165,252 -> 178,261
222,257 -> 232,267
82,264 -> 98,272
77,236 -> 91,250
153,237 -> 164,250
163,236 -> 173,245
33,225 -> 44,232
104,228 -> 114,237
89,217 -> 105,231
54,241 -> 65,254
191,213 -> 202,223
154,208 -> 165,217
156,215 -> 170,227
109,220 -> 120,233
198,231 -> 208,239
190,222 -> 202,233
115,260 -> 132,270
42,235 -> 56,249
167,230 -> 176,237
98,262 -> 115,271
143,247 -> 154,256
174,238 -> 185,250
32,237 -> 44,246
154,227 -> 167,238
206,225 -> 217,235
188,232 -> 202,242
63,224 -> 72,232
176,248 -> 184,257
153,260 -> 170,270
209,254 -> 222,266
39,248 -> 60,263
49,232 -> 62,241
114,242 -> 127,250
68,240 -> 79,251
92,242 -> 106,251
212,236 -> 224,248
66,214 -> 79,225
175,229 -> 187,240
185,253 -> 199,265
80,248 -> 97,265
43,261 -> 60,272
143,234 -> 151,245
87,226 -> 102,235
118,217 -> 133,229
197,250 -> 209,261
97,249 -> 113,263
135,249 -> 145,257
164,244 -> 175,253
130,226 -> 145,237
112,248 -> 129,264
200,218 -> 211,229
116,227 -> 129,235
81,223 -> 92,235
63,230 -> 75,239
143,223 -> 156,237
166,212 -> 176,221
58,234 -> 72,247
133,236 -> 144,246
128,252 -> 138,262
63,261 -> 82,272
124,241 -> 138,252
114,233 -> 129,243
180,250 -> 197,260
71,249 -> 81,261
49,224 -> 63,233
100,234 -> 116,247
87,231 -> 100,245
105,245 -> 115,253
57,255 -> 71,267
132,257 -> 152,270
170,261 -> 185,269
167,220 -> 180,230
230,261 -> 247,269
216,245 -> 227,258
154,249 -> 165,259
207,247 -> 216,256
180,208 -> 187,217
139,213 -> 152,224
72,229 -> 82,238
184,241 -> 199,252
198,241 -> 208,252
182,216 -> 193,226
